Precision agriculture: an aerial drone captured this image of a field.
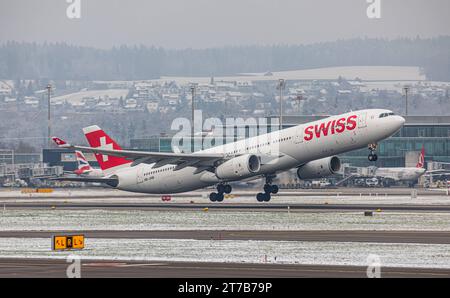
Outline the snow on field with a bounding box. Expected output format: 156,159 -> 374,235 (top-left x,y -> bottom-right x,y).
51,89 -> 129,104
154,66 -> 425,84
1,209 -> 450,231
0,237 -> 449,269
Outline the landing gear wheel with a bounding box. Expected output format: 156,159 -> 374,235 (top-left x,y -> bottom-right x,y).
216,193 -> 224,202
368,153 -> 378,161
271,185 -> 279,194
256,193 -> 265,202
209,192 -> 217,202
263,184 -> 272,194
224,184 -> 232,194
217,184 -> 225,193
257,192 -> 271,202
368,143 -> 378,162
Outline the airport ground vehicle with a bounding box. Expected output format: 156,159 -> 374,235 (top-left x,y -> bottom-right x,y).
365,177 -> 379,187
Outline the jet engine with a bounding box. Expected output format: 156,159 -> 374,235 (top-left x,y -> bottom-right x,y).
296,156 -> 341,179
215,154 -> 261,180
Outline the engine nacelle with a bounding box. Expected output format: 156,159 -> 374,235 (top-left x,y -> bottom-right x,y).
297,156 -> 341,180
215,154 -> 261,180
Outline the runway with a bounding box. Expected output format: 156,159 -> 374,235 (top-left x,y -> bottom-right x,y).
0,187 -> 446,200
2,230 -> 450,244
1,188 -> 450,278
0,258 -> 449,278
3,202 -> 450,212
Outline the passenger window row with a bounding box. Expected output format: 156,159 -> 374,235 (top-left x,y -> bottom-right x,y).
228,136 -> 293,155
144,165 -> 176,176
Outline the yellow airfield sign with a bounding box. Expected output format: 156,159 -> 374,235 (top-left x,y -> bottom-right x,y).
52,235 -> 85,250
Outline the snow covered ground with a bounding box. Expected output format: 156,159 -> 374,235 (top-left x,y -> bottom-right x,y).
51,89 -> 129,104
1,209 -> 450,231
155,66 -> 425,84
0,238 -> 449,269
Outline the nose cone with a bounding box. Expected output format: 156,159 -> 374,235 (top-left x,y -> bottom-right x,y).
394,115 -> 406,130
383,115 -> 405,137
398,116 -> 406,125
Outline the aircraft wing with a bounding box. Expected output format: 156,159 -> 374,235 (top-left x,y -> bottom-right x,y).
426,169 -> 450,173
52,137 -> 225,168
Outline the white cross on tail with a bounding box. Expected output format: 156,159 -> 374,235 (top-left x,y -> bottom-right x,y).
99,136 -> 113,162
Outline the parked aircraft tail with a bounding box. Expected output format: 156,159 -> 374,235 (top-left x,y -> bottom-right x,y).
416,146 -> 425,168
74,150 -> 94,175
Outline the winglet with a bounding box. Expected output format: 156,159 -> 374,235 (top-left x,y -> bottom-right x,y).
52,137 -> 71,148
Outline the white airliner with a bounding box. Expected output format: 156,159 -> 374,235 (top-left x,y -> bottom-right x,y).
52,109 -> 405,202
374,146 -> 426,186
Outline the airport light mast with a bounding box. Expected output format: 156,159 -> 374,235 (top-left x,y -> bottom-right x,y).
277,79 -> 286,130
403,86 -> 410,116
46,84 -> 52,148
190,84 -> 196,152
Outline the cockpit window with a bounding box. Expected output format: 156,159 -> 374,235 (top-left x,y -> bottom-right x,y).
379,112 -> 395,118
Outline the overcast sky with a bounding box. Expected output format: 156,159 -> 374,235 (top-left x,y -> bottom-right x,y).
1,0 -> 449,49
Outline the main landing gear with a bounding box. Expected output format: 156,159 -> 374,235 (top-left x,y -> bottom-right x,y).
209,184 -> 232,202
256,176 -> 279,202
368,143 -> 378,162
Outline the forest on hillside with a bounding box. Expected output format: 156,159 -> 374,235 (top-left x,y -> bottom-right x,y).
0,37 -> 449,81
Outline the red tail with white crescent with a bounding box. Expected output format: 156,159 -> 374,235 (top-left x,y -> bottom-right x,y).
416,146 -> 425,168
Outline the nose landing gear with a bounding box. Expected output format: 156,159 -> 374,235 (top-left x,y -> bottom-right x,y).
209,184 -> 232,202
368,143 -> 378,162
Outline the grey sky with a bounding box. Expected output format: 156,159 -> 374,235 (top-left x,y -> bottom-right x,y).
1,0 -> 449,49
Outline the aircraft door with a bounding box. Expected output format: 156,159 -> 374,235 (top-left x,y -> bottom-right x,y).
294,126 -> 304,144
137,166 -> 144,184
358,112 -> 367,128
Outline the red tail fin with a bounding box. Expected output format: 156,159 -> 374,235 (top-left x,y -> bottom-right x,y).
82,125 -> 131,174
52,137 -> 68,147
416,146 -> 425,168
